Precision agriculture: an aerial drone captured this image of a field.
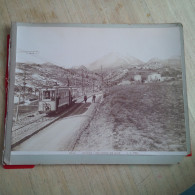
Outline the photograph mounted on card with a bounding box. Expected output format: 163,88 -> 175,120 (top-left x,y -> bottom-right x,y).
3,23 -> 190,165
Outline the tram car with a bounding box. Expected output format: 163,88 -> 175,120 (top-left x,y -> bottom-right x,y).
38,87 -> 79,114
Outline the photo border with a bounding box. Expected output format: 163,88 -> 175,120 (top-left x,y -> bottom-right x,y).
3,23 -> 190,165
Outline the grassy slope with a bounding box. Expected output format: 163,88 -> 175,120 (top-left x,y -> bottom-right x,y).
75,81 -> 186,151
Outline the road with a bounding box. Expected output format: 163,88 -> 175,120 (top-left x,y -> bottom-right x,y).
14,95 -> 100,151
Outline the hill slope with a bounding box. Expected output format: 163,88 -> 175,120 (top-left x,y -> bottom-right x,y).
86,52 -> 144,70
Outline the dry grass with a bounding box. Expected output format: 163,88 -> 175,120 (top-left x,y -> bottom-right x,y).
100,81 -> 186,151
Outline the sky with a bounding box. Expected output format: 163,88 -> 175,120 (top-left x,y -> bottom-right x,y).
16,25 -> 182,68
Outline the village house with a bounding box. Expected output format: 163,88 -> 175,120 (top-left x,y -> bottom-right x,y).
134,75 -> 142,82
147,73 -> 162,82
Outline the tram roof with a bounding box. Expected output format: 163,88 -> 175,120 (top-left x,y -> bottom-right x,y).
40,86 -> 75,91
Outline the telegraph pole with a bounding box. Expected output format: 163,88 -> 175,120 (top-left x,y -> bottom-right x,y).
82,69 -> 84,95
67,76 -> 70,87
92,73 -> 94,93
101,65 -> 104,88
15,92 -> 21,121
22,68 -> 26,101
18,50 -> 40,101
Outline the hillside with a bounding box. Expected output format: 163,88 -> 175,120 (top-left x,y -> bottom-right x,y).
74,82 -> 186,151
86,52 -> 144,71
137,57 -> 182,70
14,63 -> 101,101
14,56 -> 182,103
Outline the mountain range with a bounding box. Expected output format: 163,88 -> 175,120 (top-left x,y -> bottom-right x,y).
83,53 -> 181,71
85,52 -> 144,71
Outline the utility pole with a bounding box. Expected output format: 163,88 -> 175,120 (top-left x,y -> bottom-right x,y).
92,78 -> 95,93
22,68 -> 26,101
67,76 -> 70,87
15,92 -> 21,121
101,65 -> 104,88
82,69 -> 84,95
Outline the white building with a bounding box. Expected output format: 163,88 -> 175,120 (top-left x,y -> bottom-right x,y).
134,75 -> 142,82
147,73 -> 162,82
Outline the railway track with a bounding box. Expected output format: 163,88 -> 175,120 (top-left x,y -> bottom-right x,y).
11,102 -> 85,148
12,93 -> 97,132
11,92 -> 102,148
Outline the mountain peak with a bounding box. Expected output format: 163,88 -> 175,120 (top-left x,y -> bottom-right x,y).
85,53 -> 143,70
73,65 -> 88,71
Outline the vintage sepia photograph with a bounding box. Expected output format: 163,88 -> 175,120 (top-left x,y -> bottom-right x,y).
11,24 -> 186,152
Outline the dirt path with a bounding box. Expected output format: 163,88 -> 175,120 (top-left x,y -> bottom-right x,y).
13,95 -> 101,151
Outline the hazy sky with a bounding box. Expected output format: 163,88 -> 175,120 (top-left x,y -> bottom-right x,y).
16,25 -> 181,68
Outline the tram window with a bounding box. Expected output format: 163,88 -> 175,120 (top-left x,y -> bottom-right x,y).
60,92 -> 63,98
51,91 -> 55,101
43,91 -> 50,99
40,91 -> 42,100
59,90 -> 63,98
51,91 -> 55,98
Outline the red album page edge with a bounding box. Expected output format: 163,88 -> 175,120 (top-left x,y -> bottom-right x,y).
3,34 -> 35,169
